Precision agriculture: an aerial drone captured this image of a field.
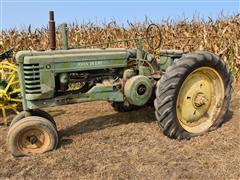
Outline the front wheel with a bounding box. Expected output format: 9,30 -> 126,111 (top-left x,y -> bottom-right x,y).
10,109 -> 56,128
7,116 -> 58,157
154,51 -> 232,140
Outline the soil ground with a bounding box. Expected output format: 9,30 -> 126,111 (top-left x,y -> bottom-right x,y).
0,84 -> 239,180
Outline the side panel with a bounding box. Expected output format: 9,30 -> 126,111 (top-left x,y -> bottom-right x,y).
17,62 -> 28,110
25,84 -> 124,109
24,52 -> 128,73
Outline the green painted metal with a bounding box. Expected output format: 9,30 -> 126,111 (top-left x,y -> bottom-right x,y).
17,48 -> 128,101
16,48 -> 129,111
158,56 -> 173,71
124,75 -> 153,106
61,23 -> 68,50
25,84 -> 124,109
123,69 -> 136,80
138,66 -> 152,76
17,60 -> 28,110
15,38 -> 180,113
136,39 -> 143,68
16,48 -> 128,63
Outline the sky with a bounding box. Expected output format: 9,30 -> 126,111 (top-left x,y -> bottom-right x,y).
0,0 -> 239,30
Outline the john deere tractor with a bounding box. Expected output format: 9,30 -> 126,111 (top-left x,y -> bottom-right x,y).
7,12 -> 232,157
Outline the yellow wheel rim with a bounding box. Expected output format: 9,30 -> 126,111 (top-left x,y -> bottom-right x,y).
176,67 -> 225,134
0,61 -> 21,125
17,127 -> 51,154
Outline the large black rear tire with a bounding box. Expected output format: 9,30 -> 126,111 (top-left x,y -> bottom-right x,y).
154,51 -> 232,140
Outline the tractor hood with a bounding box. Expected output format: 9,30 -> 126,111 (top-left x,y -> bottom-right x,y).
16,48 -> 129,64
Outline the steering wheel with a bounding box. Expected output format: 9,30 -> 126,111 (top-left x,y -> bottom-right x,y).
146,24 -> 162,50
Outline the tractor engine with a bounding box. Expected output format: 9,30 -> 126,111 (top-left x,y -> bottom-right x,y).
56,69 -> 123,93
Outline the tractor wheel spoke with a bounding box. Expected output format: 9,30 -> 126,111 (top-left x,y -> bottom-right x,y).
10,106 -> 19,114
9,98 -> 22,103
4,74 -> 15,92
7,71 -> 15,82
9,89 -> 21,95
10,80 -> 19,85
1,107 -> 8,125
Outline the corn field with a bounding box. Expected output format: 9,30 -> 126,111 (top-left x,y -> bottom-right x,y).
1,14 -> 240,78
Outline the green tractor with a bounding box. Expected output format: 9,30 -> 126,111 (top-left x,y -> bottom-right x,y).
7,12 -> 232,157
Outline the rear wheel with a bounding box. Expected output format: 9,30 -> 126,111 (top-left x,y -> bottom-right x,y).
8,116 -> 58,157
154,51 -> 232,139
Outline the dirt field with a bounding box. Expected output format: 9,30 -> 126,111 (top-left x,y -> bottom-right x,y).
0,84 -> 239,179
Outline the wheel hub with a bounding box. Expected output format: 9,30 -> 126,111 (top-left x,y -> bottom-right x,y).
176,67 -> 224,133
28,135 -> 38,144
177,77 -> 212,124
137,84 -> 146,95
193,93 -> 207,107
19,128 -> 49,152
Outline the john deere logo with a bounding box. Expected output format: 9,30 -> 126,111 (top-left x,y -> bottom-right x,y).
77,61 -> 103,67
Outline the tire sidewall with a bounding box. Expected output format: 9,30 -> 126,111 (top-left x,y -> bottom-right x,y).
174,53 -> 230,134
8,117 -> 58,157
155,52 -> 232,139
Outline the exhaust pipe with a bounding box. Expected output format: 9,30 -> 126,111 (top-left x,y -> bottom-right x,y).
49,11 -> 56,50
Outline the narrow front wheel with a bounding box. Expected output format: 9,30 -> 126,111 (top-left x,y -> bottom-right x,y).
10,109 -> 56,128
7,116 -> 58,157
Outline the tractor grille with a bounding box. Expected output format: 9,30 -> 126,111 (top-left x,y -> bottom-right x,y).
23,63 -> 41,94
